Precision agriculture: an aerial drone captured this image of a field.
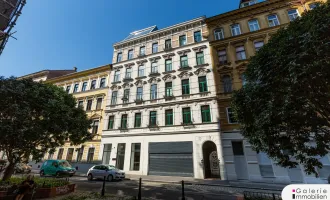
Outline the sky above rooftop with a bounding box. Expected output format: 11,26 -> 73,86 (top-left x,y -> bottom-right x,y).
1,0 -> 240,77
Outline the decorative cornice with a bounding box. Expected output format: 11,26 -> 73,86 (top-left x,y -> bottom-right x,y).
148,77 -> 161,84
178,71 -> 194,79
110,85 -> 121,90
194,68 -> 211,76
177,49 -> 191,56
136,59 -> 148,65
135,76 -> 147,80
162,53 -> 176,59
178,66 -> 192,71
134,79 -> 147,86
162,74 -> 176,82
148,56 -> 161,62
113,65 -> 124,70
192,45 -> 207,52
194,63 -> 210,68
162,70 -> 176,75
124,63 -> 135,68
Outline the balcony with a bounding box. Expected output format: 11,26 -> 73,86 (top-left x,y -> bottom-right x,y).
194,63 -> 209,68
138,53 -> 146,58
178,66 -> 192,71
163,46 -> 172,52
123,77 -> 133,82
149,72 -> 161,77
135,98 -> 144,104
147,124 -> 159,130
164,95 -> 175,101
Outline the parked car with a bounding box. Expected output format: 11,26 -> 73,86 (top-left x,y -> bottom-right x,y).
14,163 -> 31,174
40,160 -> 76,177
87,165 -> 125,182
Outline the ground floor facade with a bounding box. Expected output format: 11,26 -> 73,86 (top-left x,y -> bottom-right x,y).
99,130 -> 226,180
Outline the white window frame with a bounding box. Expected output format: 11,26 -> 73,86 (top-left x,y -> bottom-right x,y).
214,28 -> 224,40
128,49 -> 134,60
268,14 -> 280,27
254,41 -> 264,52
231,24 -> 241,36
226,107 -> 238,124
236,46 -> 247,61
151,62 -> 158,73
117,52 -> 122,62
152,43 -> 158,53
288,9 -> 300,21
150,84 -> 157,100
138,65 -> 145,77
257,152 -> 275,177
114,71 -> 120,82
248,19 -> 260,32
125,68 -> 132,78
140,46 -> 145,56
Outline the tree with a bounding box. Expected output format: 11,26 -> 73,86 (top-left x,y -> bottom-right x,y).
0,77 -> 93,180
232,2 -> 330,176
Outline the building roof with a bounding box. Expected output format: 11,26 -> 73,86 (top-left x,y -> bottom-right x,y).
18,68 -> 77,80
123,25 -> 158,41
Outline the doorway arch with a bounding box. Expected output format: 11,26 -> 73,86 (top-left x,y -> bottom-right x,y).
202,141 -> 220,179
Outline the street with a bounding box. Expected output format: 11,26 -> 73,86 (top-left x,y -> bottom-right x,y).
65,176 -> 281,200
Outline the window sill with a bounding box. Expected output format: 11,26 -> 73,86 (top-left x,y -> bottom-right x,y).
134,99 -> 144,104
164,95 -> 175,101
194,63 -> 209,68
111,81 -> 121,84
149,72 -> 161,77
123,78 -> 134,82
235,59 -> 249,64
135,76 -> 147,80
162,70 -> 176,74
178,66 -> 192,71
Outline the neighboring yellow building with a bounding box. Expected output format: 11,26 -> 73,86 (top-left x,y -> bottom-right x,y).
44,64 -> 112,163
205,0 -> 326,183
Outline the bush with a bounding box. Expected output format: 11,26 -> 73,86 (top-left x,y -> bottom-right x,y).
0,176 -> 70,190
60,192 -> 136,200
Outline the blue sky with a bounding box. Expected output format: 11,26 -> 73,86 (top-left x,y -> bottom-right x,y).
1,0 -> 240,77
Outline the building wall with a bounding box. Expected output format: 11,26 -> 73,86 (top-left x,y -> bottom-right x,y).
206,0 -> 327,183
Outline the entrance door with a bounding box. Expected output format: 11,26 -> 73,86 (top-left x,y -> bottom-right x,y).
288,166 -> 303,183
232,141 -> 249,180
116,143 -> 126,170
202,141 -> 220,178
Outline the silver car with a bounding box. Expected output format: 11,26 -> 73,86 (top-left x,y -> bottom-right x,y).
87,165 -> 125,181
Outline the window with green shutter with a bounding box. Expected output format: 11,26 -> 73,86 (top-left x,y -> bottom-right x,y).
108,116 -> 114,129
201,105 -> 211,123
134,113 -> 141,128
121,114 -> 127,129
196,52 -> 205,65
165,109 -> 173,126
165,82 -> 173,97
150,111 -> 157,126
198,76 -> 208,92
182,107 -> 192,124
182,79 -> 190,95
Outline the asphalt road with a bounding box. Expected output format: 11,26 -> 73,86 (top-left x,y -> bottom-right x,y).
69,176 -> 240,200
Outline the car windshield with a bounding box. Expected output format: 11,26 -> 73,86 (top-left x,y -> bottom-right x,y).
106,165 -> 118,170
59,161 -> 71,168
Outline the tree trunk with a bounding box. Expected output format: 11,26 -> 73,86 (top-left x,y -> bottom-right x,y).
2,162 -> 15,181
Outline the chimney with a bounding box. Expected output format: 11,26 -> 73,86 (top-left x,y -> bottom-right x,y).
73,67 -> 77,72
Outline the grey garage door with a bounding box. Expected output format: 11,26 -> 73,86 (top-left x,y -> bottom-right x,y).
148,142 -> 193,177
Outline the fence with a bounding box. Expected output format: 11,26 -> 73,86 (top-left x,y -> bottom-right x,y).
244,191 -> 282,200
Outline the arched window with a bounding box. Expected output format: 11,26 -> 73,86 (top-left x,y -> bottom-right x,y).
214,28 -> 224,40
223,75 -> 232,93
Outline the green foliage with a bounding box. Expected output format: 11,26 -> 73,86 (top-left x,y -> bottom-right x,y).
232,2 -> 330,175
60,192 -> 136,200
0,177 -> 70,190
0,77 -> 93,180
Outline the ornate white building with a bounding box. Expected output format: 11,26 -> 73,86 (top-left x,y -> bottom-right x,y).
100,17 -> 226,179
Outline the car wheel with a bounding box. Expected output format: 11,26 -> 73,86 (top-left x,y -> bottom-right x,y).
87,173 -> 93,181
107,174 -> 113,182
40,170 -> 45,177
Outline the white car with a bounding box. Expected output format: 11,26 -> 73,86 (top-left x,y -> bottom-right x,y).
87,164 -> 125,181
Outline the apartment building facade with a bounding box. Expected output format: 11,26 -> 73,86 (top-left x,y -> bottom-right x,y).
43,65 -> 112,164
100,17 -> 226,179
206,0 -> 327,183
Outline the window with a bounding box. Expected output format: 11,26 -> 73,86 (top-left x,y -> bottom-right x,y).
179,35 -> 186,46
108,116 -> 114,129
165,39 -> 171,49
76,146 -> 84,162
66,148 -> 74,162
87,147 -> 95,162
57,148 -> 64,160
81,82 -> 87,92
136,87 -> 143,100
73,83 -> 79,93
196,52 -> 205,65
201,105 -> 211,123
78,100 -> 84,108
198,76 -> 208,92
268,14 -> 280,27
151,62 -> 158,73
111,91 -> 117,105
180,56 -> 188,67
66,85 -> 71,93
128,49 -> 134,60
241,74 -> 247,86
218,50 -> 227,65
134,113 -> 141,128
231,24 -> 241,36
117,52 -> 122,62
248,19 -> 260,32
123,89 -> 130,103
150,84 -> 157,100
130,143 -> 141,171
288,9 -> 299,21
96,97 -> 102,110
100,78 -> 106,88
92,120 -> 99,134
223,75 -> 232,93
152,43 -> 158,53
182,79 -> 190,95
182,107 -> 192,124
138,65 -> 145,77
114,71 -> 120,82
214,28 -> 224,40
90,80 -> 96,90
149,111 -> 157,126
236,46 -> 246,60
254,41 -> 264,52
257,152 -> 275,177
165,82 -> 173,97
86,99 -> 93,111
140,46 -> 145,56
227,107 -> 238,124
125,68 -> 132,78
165,59 -> 172,72
165,109 -> 173,126
116,144 -> 126,170
102,144 -> 112,165
121,114 -> 127,129
232,141 -> 244,155
194,31 -> 202,42
309,3 -> 319,10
